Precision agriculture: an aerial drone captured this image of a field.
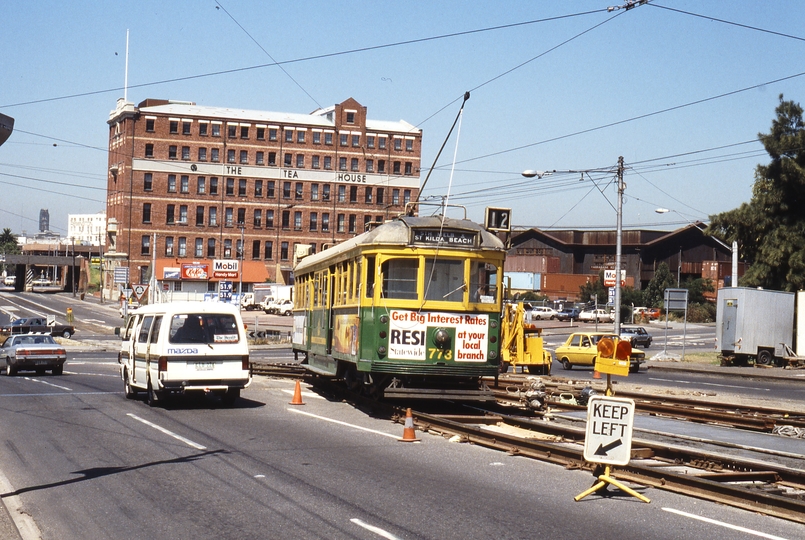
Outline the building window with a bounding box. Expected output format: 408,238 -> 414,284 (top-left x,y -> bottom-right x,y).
311,155 -> 320,169
296,154 -> 304,168
146,119 -> 155,132
404,189 -> 411,205
378,160 -> 386,174
338,185 -> 346,203
143,173 -> 152,191
294,211 -> 302,230
228,124 -> 237,138
207,238 -> 215,258
225,208 -> 234,227
253,209 -> 262,227
198,148 -> 207,161
170,120 -> 178,134
166,205 -> 175,224
268,152 -> 276,166
199,123 -> 208,136
142,203 -> 151,223
351,158 -> 359,172
340,133 -> 348,146
295,182 -> 303,200
141,236 -> 150,255
181,146 -> 190,160
339,157 -> 347,171
281,242 -> 289,261
226,178 -> 235,196
212,123 -> 221,137
378,137 -> 386,150
195,238 -> 203,258
285,129 -> 293,143
393,161 -> 401,175
324,156 -> 332,170
313,131 -> 321,144
183,121 -> 191,135
264,241 -> 273,260
210,177 -> 218,195
179,205 -> 188,224
365,188 -> 373,204
349,186 -> 358,203
346,112 -> 355,124
349,214 -> 357,234
322,185 -> 331,201
364,215 -> 372,230
252,240 -> 260,260
266,209 -> 274,228
394,138 -> 402,151
256,127 -> 265,140
209,207 -> 217,226
178,237 -> 187,257
145,143 -> 154,158
377,187 -> 384,205
284,153 -> 292,167
267,180 -> 275,198
406,139 -> 413,151
392,189 -> 400,205
238,179 -> 247,197
227,149 -> 235,163
167,175 -> 176,193
405,162 -> 413,175
239,150 -> 248,164
352,134 -> 360,147
322,213 -> 330,232
337,214 -> 345,233
197,177 -> 206,194
254,180 -> 263,197
165,237 -> 174,257
240,125 -> 249,139
224,239 -> 232,258
281,210 -> 290,230
181,175 -> 189,193
366,159 -> 374,173
297,130 -> 305,143
283,181 -> 291,199
196,206 -> 204,226
367,135 -> 375,148
211,148 -> 220,162
324,132 -> 333,145
169,146 -> 177,159
237,208 -> 246,225
310,212 -> 318,231
269,128 -> 277,141
256,151 -> 264,165
311,184 -> 319,201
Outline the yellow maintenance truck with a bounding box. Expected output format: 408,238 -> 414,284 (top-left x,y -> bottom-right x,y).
499,303 -> 553,375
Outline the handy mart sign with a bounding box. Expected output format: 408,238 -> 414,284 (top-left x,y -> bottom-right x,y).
213,259 -> 240,279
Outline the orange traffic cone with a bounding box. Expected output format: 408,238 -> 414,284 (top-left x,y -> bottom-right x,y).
593,370 -> 601,379
399,408 -> 420,442
289,380 -> 305,405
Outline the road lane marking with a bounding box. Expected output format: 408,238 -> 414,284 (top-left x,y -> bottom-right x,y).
662,507 -> 790,539
0,392 -> 116,397
647,377 -> 770,391
288,408 -> 400,439
126,413 -> 207,450
21,377 -> 72,391
281,388 -> 325,400
350,518 -> 401,540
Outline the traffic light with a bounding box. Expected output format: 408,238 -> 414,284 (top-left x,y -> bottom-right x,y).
595,337 -> 632,376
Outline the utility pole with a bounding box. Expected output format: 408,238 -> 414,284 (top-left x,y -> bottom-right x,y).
614,156 -> 624,334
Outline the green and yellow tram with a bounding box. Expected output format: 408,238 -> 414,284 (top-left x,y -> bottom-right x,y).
292,212 -> 506,400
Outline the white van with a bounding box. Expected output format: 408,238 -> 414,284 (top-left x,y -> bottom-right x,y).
118,302 -> 251,406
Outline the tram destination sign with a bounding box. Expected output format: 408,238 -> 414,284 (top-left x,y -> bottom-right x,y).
412,229 -> 476,247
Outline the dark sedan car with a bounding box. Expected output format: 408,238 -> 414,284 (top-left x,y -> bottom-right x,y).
619,326 -> 652,348
0,334 -> 66,375
556,308 -> 581,321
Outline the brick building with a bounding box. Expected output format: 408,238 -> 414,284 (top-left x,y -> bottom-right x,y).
106,97 -> 421,298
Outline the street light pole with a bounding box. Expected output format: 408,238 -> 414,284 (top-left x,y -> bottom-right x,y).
71,237 -> 76,297
238,222 -> 245,304
614,156 -> 624,334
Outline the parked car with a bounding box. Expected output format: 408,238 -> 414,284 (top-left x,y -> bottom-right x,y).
0,334 -> 66,376
646,308 -> 662,320
578,309 -> 614,323
529,306 -> 558,320
554,332 -> 645,373
270,299 -> 294,316
556,307 -> 581,321
0,317 -> 75,339
619,326 -> 652,348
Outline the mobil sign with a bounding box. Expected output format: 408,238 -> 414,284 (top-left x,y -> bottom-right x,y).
213,259 -> 240,279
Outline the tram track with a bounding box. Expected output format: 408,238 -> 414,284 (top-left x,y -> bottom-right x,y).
251,361 -> 805,524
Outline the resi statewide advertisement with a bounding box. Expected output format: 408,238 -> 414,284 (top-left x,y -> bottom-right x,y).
388,309 -> 489,362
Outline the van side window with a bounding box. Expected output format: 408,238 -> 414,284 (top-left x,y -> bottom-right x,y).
138,316 -> 154,343
149,316 -> 163,344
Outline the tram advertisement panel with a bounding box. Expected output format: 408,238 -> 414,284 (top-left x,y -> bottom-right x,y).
389,309 -> 488,362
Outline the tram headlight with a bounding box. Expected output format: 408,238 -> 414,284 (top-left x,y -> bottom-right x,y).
488,350 -> 497,360
380,315 -> 389,324
377,346 -> 387,357
433,328 -> 451,349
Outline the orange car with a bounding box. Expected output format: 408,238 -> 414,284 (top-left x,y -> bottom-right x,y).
646,308 -> 662,320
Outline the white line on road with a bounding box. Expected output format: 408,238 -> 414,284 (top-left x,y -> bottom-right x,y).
648,377 -> 770,391
21,377 -> 71,391
662,507 -> 790,539
350,518 -> 401,540
288,408 -> 401,439
281,388 -> 325,400
126,413 -> 207,450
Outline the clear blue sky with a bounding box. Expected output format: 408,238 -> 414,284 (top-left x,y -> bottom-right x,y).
3,1 -> 804,236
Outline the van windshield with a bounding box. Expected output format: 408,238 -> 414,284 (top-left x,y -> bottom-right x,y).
168,313 -> 240,344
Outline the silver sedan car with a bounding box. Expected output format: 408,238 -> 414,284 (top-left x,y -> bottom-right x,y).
0,334 -> 67,376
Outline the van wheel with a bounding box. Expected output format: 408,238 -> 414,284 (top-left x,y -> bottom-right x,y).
124,371 -> 138,399
220,389 -> 240,406
561,359 -> 572,370
147,378 -> 160,407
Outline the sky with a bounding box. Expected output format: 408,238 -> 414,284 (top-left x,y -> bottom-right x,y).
3,1 -> 805,237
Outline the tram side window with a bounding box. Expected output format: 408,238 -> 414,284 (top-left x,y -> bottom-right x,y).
470,261 -> 498,303
381,259 -> 418,300
365,256 -> 375,298
424,259 -> 464,302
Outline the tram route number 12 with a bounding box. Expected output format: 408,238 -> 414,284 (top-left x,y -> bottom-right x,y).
485,207 -> 512,232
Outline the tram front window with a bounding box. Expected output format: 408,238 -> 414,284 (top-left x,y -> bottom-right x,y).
424,259 -> 464,302
470,261 -> 498,304
381,259 -> 418,300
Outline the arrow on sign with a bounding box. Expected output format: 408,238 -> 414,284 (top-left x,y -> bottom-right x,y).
594,439 -> 623,456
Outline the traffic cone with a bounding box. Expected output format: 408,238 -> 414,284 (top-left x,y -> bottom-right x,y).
399,408 -> 420,442
593,370 -> 601,379
289,380 -> 305,405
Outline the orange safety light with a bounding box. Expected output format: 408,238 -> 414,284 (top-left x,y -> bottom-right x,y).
615,339 -> 632,360
595,336 -> 630,377
597,338 -> 615,358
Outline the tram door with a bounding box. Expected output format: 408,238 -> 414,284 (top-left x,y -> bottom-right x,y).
326,267 -> 335,355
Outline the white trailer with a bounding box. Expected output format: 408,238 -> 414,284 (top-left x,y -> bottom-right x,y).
716,287 -> 795,366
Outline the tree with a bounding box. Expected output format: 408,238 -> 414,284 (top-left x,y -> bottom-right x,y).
0,228 -> 19,255
644,262 -> 676,308
578,270 -> 607,306
707,95 -> 805,291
